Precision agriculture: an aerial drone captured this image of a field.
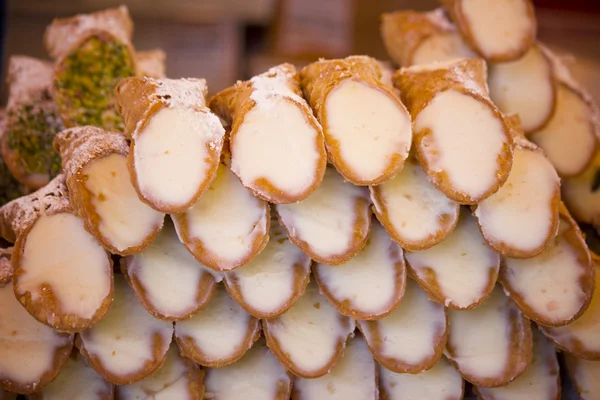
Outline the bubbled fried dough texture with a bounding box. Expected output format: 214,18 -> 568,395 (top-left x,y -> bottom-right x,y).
44,5 -> 133,61
313,221 -> 406,320
380,9 -> 474,67
263,281 -> 355,378
115,77 -> 225,213
78,275 -> 173,385
358,279 -> 448,374
299,56 -> 411,185
500,208 -> 594,327
441,0 -> 536,62
394,58 -> 513,204
54,126 -> 164,255
224,217 -> 310,319
0,284 -> 73,395
209,64 -> 326,204
276,167 -> 371,266
445,286 -> 533,388
172,163 -> 270,272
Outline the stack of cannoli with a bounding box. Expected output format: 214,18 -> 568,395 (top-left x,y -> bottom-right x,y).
1,1 -> 600,399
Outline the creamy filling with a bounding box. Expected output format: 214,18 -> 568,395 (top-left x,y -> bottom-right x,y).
567,357 -> 600,397
503,220 -> 589,324
371,159 -> 459,246
224,221 -> 310,316
174,286 -> 255,363
276,167 -> 370,261
562,152 -> 600,225
475,147 -> 558,252
477,329 -> 559,400
379,357 -> 463,400
117,344 -> 197,400
293,335 -> 377,399
83,153 -> 164,252
314,222 -> 403,316
127,220 -> 215,318
180,164 -> 268,270
530,85 -> 597,176
134,107 -> 224,208
80,276 -> 173,377
360,279 -> 446,366
488,45 -> 555,132
324,79 -> 411,182
405,213 -> 499,308
265,282 -> 355,375
543,263 -> 600,353
18,213 -> 111,319
414,89 -> 508,200
232,97 -> 321,197
461,0 -> 532,59
446,287 -> 513,380
204,340 -> 291,400
412,32 -> 477,66
0,285 -> 71,386
38,354 -> 111,400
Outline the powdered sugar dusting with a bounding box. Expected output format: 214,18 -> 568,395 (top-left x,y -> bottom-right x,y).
0,174 -> 70,240
250,64 -> 305,109
0,247 -> 13,285
54,126 -> 129,179
6,56 -> 54,109
45,5 -> 133,60
425,8 -> 457,32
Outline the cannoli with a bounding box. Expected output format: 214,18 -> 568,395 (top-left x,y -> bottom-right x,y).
378,356 -> 464,400
204,339 -> 292,400
540,258 -> 600,360
530,47 -> 599,177
135,49 -> 166,78
445,286 -> 533,387
115,76 -> 225,213
78,275 -> 173,385
393,58 -> 513,204
562,151 -> 600,225
172,163 -> 269,272
380,8 -> 476,67
473,116 -> 560,258
0,283 -> 73,394
122,218 -> 219,321
54,126 -> 165,255
263,281 -> 356,378
370,157 -> 460,251
313,221 -> 406,320
441,0 -> 536,62
0,109 -> 28,205
224,217 -> 310,319
116,343 -> 205,400
299,56 -> 411,186
45,6 -> 136,130
28,351 -> 114,400
564,354 -> 600,399
0,175 -> 113,332
474,326 -> 560,400
1,56 -> 64,189
404,211 -> 500,310
292,334 -> 378,400
209,63 -> 326,203
174,285 -> 260,368
488,44 -> 556,133
0,247 -> 13,286
500,207 -> 594,326
276,167 -> 371,265
358,278 -> 447,373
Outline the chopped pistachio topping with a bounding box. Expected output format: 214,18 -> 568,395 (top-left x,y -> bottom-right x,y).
54,36 -> 135,131
7,100 -> 64,179
0,156 -> 27,206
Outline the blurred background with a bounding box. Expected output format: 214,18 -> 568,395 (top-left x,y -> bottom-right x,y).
1,0 -> 600,101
